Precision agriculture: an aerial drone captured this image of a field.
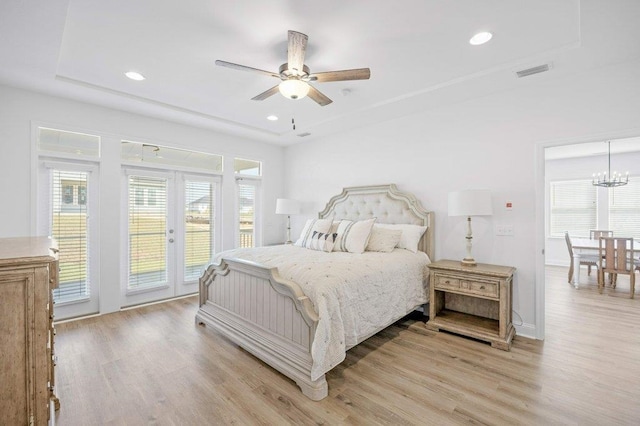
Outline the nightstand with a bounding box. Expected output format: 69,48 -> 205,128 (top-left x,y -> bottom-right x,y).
426,259 -> 516,350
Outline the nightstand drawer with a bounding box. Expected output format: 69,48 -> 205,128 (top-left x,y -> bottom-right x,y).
461,279 -> 499,298
434,275 -> 461,290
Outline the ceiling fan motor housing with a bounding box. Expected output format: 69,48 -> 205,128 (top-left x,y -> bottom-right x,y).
279,63 -> 310,80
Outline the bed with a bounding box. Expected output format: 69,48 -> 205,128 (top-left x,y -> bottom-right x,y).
196,184 -> 434,400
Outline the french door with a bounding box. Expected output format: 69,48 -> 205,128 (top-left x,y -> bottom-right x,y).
122,169 -> 218,307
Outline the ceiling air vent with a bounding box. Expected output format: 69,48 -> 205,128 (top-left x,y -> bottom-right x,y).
515,63 -> 552,78
297,132 -> 311,137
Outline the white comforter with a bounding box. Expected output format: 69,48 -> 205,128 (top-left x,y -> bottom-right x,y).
212,245 -> 430,380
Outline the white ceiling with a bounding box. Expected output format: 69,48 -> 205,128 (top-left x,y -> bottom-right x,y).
1,0 -> 639,146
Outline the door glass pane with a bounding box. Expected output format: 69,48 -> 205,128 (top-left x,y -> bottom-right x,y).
184,180 -> 213,282
238,183 -> 256,248
51,170 -> 90,302
128,176 -> 168,290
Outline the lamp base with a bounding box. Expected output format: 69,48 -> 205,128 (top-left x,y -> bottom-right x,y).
461,258 -> 477,267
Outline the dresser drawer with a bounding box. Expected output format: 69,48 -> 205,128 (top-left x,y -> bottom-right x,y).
461,279 -> 499,298
434,274 -> 461,290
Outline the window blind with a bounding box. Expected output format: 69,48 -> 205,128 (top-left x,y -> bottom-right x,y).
609,180 -> 640,238
184,180 -> 213,282
237,182 -> 256,248
549,180 -> 597,237
51,170 -> 90,302
128,175 -> 168,289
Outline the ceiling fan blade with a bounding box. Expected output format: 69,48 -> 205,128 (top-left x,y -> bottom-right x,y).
251,85 -> 280,101
215,60 -> 280,79
287,31 -> 308,75
309,68 -> 371,83
307,85 -> 333,106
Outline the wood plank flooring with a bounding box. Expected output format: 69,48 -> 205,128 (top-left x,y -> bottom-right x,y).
53,267 -> 640,425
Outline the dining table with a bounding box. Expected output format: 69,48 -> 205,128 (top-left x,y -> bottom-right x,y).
571,237 -> 639,288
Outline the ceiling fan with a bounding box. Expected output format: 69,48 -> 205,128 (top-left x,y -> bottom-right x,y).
215,30 -> 371,106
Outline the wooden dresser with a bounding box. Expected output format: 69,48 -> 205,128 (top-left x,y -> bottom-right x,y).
426,259 -> 516,350
0,237 -> 59,425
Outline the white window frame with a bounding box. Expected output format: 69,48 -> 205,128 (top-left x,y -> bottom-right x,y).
38,159 -> 101,318
235,176 -> 262,248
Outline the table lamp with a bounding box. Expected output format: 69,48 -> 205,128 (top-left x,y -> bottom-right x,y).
275,198 -> 301,244
448,190 -> 493,266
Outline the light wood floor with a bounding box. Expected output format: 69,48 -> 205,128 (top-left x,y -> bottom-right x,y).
53,267 -> 640,425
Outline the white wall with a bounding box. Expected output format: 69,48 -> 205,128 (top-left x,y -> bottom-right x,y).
284,58 -> 640,339
0,84 -> 286,315
545,151 -> 640,266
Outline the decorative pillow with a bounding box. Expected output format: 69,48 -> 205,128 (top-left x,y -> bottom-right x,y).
333,218 -> 376,254
375,224 -> 427,253
366,226 -> 403,252
307,231 -> 338,252
329,220 -> 341,234
294,218 -> 333,248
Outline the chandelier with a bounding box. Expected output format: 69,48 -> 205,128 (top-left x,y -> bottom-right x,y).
592,141 -> 629,187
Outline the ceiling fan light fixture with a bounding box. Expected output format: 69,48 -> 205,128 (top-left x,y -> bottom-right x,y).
279,79 -> 309,100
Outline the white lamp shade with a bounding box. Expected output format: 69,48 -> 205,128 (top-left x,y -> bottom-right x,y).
275,198 -> 300,215
448,190 -> 493,217
279,79 -> 310,100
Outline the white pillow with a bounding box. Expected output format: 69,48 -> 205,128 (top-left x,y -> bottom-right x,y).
307,231 -> 338,252
333,218 -> 376,254
375,224 -> 427,253
366,227 -> 402,252
294,218 -> 333,248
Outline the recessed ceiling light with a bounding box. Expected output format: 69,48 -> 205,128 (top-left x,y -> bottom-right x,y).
267,115 -> 278,121
470,32 -> 493,46
125,71 -> 145,81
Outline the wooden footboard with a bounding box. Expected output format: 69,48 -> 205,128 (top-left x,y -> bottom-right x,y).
195,257 -> 328,400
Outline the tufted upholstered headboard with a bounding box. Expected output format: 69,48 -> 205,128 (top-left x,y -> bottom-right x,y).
318,184 -> 434,260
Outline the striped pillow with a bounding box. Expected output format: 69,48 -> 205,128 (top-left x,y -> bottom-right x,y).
333,218 -> 376,254
294,218 -> 333,248
307,231 -> 338,252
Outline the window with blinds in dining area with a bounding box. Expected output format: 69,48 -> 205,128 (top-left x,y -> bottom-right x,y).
549,179 -> 597,238
609,181 -> 640,239
550,177 -> 640,239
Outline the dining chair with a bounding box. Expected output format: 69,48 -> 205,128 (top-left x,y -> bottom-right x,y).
564,231 -> 600,284
598,236 -> 635,298
590,230 -> 613,240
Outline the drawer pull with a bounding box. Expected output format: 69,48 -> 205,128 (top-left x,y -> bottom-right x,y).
445,280 -> 450,284
480,285 -> 485,289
